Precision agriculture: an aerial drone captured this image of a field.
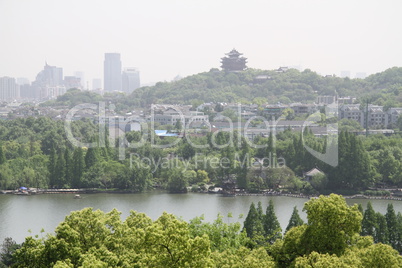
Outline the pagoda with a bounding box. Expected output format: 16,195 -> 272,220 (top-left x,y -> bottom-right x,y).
221,49 -> 247,72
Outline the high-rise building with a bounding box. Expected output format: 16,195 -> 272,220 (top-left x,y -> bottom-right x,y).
16,77 -> 30,85
32,63 -> 65,100
122,68 -> 140,93
64,76 -> 82,90
0,77 -> 19,101
104,53 -> 122,92
20,84 -> 35,100
74,71 -> 85,88
35,62 -> 63,86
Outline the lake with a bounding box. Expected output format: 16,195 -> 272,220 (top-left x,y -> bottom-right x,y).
1,192 -> 401,243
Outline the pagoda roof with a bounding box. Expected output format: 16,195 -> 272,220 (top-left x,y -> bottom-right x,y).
225,48 -> 243,56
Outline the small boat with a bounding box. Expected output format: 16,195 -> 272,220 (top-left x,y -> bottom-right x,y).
74,194 -> 82,199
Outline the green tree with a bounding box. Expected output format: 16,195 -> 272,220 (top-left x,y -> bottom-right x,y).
174,119 -> 183,131
361,201 -> 377,237
64,148 -> 72,188
294,251 -> 360,268
137,212 -> 212,267
396,212 -> 402,253
0,237 -> 19,267
178,138 -> 195,160
54,150 -> 66,188
302,194 -> 362,256
265,132 -> 276,167
263,200 -> 282,244
0,143 -> 6,165
196,170 -> 210,184
339,118 -> 364,132
265,167 -> 294,190
85,144 -> 100,170
81,163 -> 104,188
310,173 -> 328,191
243,202 -> 264,243
189,214 -> 248,252
211,247 -> 275,267
48,146 -> 57,187
386,203 -> 398,249
375,212 -> 389,244
285,206 -> 304,233
360,243 -> 402,268
378,149 -> 400,185
167,168 -> 188,193
127,164 -> 152,192
71,147 -> 85,188
236,136 -> 251,189
357,203 -> 364,216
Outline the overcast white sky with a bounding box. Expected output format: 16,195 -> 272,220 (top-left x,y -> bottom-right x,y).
1,0 -> 402,86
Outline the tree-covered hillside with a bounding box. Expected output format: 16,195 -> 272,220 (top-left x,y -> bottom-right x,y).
127,67 -> 402,107
43,67 -> 402,110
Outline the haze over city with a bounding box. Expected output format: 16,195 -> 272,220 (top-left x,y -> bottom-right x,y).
1,0 -> 402,86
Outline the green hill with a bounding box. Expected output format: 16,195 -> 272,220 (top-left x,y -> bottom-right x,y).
43,67 -> 402,109
127,67 -> 402,107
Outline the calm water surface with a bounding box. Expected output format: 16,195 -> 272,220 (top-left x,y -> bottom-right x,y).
0,192 -> 401,243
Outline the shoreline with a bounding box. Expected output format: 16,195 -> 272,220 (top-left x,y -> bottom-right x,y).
227,192 -> 402,201
2,188 -> 402,202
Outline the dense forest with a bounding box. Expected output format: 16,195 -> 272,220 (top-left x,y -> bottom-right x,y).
42,67 -> 402,110
2,194 -> 402,267
0,116 -> 401,195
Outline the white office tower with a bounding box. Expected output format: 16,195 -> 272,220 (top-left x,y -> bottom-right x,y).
122,67 -> 140,94
104,53 -> 122,92
0,77 -> 19,101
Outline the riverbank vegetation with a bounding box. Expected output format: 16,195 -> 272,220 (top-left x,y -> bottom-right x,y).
0,116 -> 402,196
2,194 -> 402,267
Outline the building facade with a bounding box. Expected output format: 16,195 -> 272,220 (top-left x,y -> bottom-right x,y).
0,77 -> 19,101
32,63 -> 65,100
339,104 -> 364,126
153,108 -> 209,126
122,68 -> 140,93
104,53 -> 122,92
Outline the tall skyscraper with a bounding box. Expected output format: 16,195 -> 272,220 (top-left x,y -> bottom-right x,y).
0,77 -> 19,101
122,68 -> 140,93
104,53 -> 122,92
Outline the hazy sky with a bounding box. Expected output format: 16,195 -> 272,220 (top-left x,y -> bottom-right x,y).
1,0 -> 402,86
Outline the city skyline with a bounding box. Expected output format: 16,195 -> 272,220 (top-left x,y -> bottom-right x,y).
1,0 -> 402,86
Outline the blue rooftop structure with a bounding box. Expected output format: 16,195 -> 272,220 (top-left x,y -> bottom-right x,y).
155,130 -> 179,137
